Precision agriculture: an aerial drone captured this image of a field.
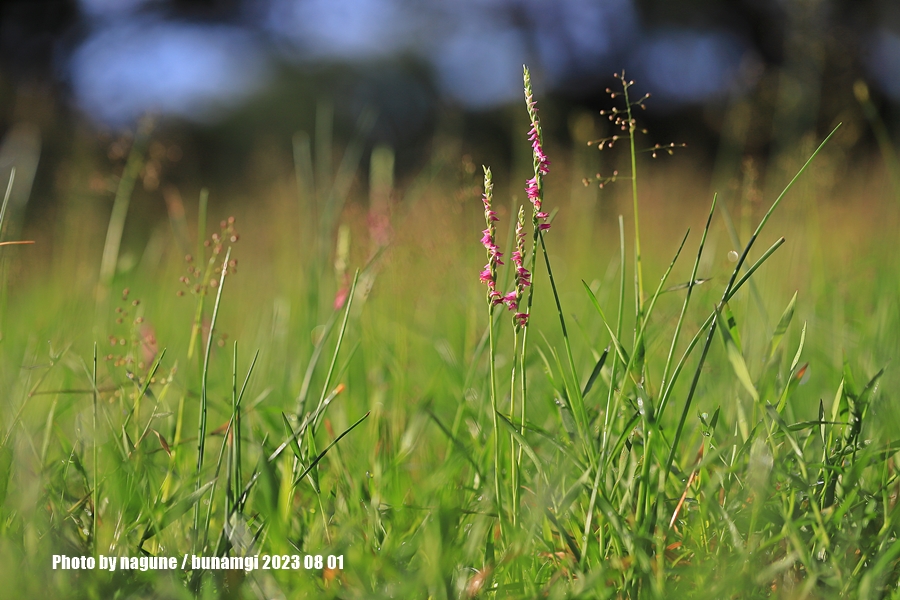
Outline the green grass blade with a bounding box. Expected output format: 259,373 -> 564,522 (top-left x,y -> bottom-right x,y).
769,291 -> 798,361
193,246 -> 231,549
294,411 -> 370,485
496,411 -> 544,480
582,281 -> 629,369
312,270 -> 359,433
660,194 -> 716,397
581,347 -> 609,399
716,305 -> 758,402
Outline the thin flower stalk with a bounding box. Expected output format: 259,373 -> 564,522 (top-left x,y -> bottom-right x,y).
479,166 -> 503,529
517,67 -> 549,485
507,206 -> 530,524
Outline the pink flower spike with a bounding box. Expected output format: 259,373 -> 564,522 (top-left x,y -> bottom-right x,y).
479,165 -> 508,305
524,65 -> 552,226
525,178 -> 540,205
514,312 -> 529,327
539,223 -> 551,231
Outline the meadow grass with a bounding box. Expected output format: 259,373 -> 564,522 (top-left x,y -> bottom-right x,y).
0,69 -> 899,599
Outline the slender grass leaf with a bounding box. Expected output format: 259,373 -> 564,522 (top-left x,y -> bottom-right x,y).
765,406 -> 803,459
727,237 -> 785,302
716,305 -> 758,402
543,508 -> 581,563
305,422 -> 321,493
581,347 -> 608,399
664,278 -> 711,293
496,412 -> 543,479
426,408 -> 484,480
582,281 -> 630,369
556,466 -> 593,516
280,413 -> 304,462
0,445 -> 12,507
776,362 -> 808,413
769,291 -> 798,361
830,379 -> 846,423
141,479 -> 217,543
722,303 -> 743,354
819,400 -> 826,446
294,411 -> 370,485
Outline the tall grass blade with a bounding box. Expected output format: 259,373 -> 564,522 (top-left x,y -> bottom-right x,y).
582,348 -> 609,398
769,291 -> 798,361
99,120 -> 150,289
659,194 -> 716,410
716,304 -> 759,402
312,270 -> 359,433
193,246 -> 232,549
294,411 -> 370,485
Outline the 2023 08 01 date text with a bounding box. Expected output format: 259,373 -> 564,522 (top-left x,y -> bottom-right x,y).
260,554 -> 344,570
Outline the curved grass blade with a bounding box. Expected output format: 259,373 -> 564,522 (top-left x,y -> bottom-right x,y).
716,304 -> 758,402
776,322 -> 807,412
496,411 -> 544,480
142,479 -> 217,544
312,270 -> 359,434
582,281 -> 629,369
582,347 -> 609,399
769,291 -> 798,361
294,411 -> 370,486
426,407 -> 484,480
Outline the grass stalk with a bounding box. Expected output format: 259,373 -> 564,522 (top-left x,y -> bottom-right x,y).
658,194 -> 716,398
311,270 -> 359,434
622,75 -> 645,328
509,328 -> 520,525
488,307 -> 503,532
188,189 -> 210,362
98,121 -> 150,291
91,342 -> 98,555
601,217 -> 627,459
0,167 -> 15,239
192,246 -> 231,551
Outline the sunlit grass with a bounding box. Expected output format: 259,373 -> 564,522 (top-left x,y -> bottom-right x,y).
0,73 -> 899,599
